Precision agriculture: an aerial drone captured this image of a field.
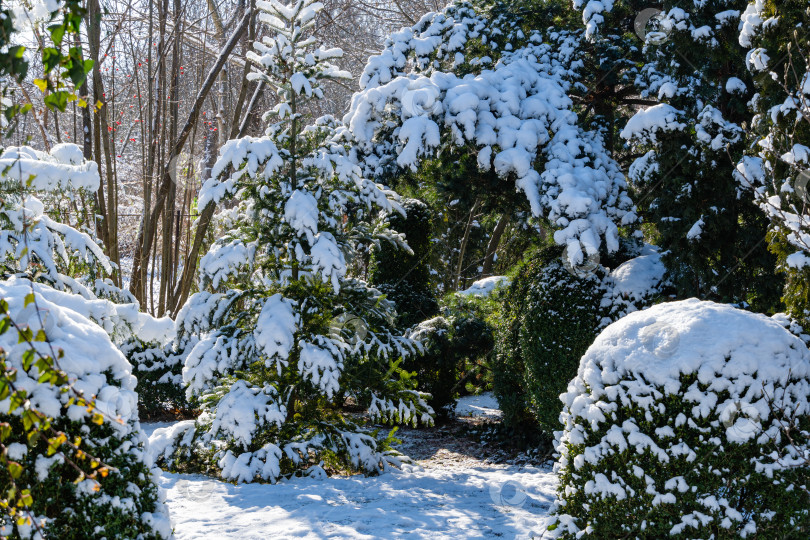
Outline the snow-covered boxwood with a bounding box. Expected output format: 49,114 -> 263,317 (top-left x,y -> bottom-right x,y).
495,245 -> 608,434
0,279 -> 171,539
548,299 -> 810,538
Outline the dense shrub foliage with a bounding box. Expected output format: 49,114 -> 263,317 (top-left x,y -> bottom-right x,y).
123,339 -> 191,420
494,245 -> 608,434
369,198 -> 438,329
409,289 -> 499,419
548,300 -> 810,538
0,280 -> 170,539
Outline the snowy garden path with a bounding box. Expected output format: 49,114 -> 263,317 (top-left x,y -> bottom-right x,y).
145,395 -> 556,539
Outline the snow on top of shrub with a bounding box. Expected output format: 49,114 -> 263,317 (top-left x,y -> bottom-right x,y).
605,245 -> 665,302
0,278 -> 137,426
551,298 -> 810,538
457,276 -> 510,297
0,144 -> 99,192
620,104 -> 686,142
563,299 -> 810,445
4,276 -> 173,346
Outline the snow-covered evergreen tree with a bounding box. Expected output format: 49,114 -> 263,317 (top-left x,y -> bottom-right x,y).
160,0 -> 433,483
344,1 -> 636,268
615,0 -> 781,309
0,147 -> 171,538
736,0 -> 810,324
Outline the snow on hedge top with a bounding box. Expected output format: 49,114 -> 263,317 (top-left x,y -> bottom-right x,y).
457,276 -> 510,297
0,278 -> 138,426
0,144 -> 100,192
345,4 -> 635,264
606,245 -> 664,303
563,298 -> 810,443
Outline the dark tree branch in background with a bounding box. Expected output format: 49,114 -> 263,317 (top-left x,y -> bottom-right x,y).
130,8 -> 252,308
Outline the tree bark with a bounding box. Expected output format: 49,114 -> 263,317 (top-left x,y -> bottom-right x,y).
129,9 -> 251,303
454,198 -> 480,291
481,213 -> 509,277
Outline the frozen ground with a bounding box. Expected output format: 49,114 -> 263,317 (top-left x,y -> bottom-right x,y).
144,394 -> 555,539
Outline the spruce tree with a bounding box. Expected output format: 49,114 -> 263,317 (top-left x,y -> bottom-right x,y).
165,0 -> 433,483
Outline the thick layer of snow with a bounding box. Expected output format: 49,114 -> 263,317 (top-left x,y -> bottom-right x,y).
455,392 -> 503,420
606,246 -> 665,304
346,4 -> 636,266
457,276 -> 510,297
552,299 -> 810,536
157,465 -> 554,539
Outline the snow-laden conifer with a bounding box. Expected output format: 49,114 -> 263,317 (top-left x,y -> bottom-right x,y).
158,0 -> 434,483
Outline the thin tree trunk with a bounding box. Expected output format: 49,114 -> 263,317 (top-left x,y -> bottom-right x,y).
481,213 -> 510,277
158,0 -> 183,315
454,198 -> 480,291
238,80 -> 265,137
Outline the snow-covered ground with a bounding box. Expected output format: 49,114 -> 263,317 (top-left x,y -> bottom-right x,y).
144,394 -> 555,539
159,465 -> 554,539
455,392 -> 503,420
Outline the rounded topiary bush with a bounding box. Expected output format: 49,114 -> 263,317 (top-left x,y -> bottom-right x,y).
495,245 -> 607,434
548,299 -> 810,539
0,279 -> 171,539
